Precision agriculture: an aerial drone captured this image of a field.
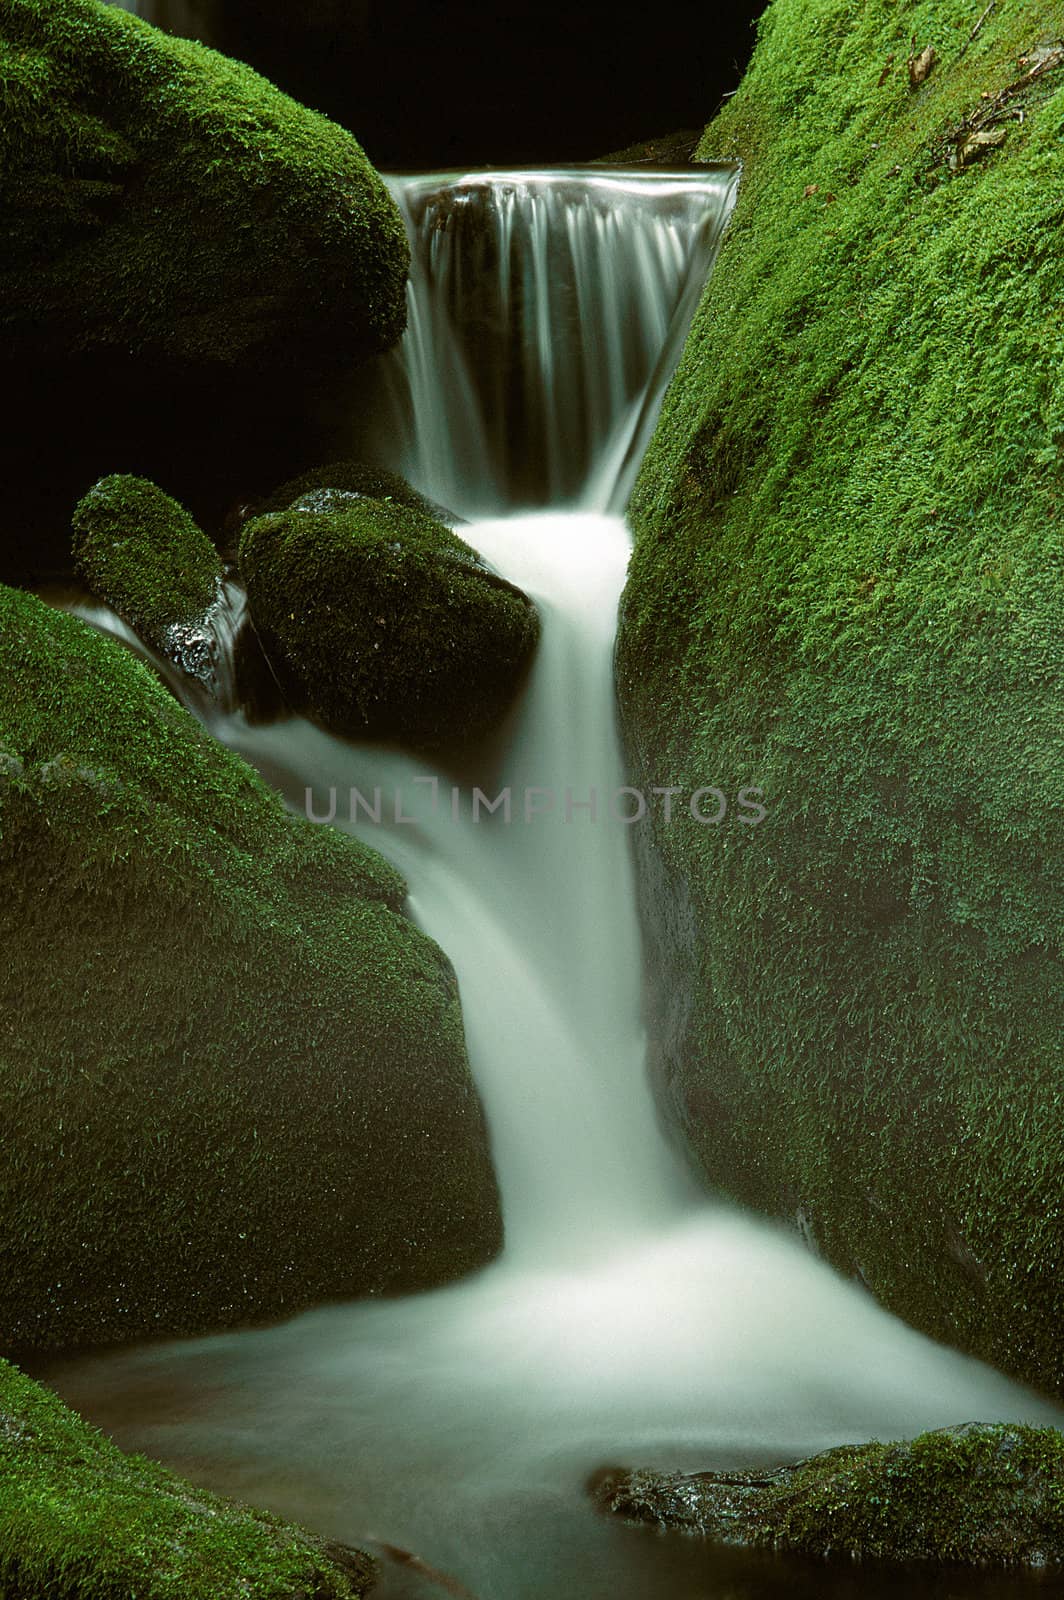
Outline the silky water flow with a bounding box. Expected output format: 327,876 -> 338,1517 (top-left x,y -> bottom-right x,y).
45,170 -> 1061,1600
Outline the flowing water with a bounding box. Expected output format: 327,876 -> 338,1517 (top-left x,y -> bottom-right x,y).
363,171 -> 735,516
43,171 -> 1062,1599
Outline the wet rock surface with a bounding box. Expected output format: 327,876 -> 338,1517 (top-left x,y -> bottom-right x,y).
592,1425 -> 1064,1567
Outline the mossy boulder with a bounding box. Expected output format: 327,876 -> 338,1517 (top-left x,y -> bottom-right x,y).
0,1359 -> 375,1599
240,499 -> 540,750
591,129 -> 703,165
0,0 -> 408,370
594,1425 -> 1064,1568
0,584 -> 502,1352
252,460 -> 461,527
72,474 -> 224,683
617,1 -> 1064,1391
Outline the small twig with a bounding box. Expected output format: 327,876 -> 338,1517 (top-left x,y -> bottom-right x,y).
1011,42 -> 1064,92
377,1542 -> 480,1599
956,0 -> 995,60
969,1 -> 996,43
940,37 -> 1064,159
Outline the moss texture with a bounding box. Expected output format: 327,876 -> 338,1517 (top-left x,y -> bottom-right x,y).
252,460 -> 461,526
591,129 -> 703,165
617,0 -> 1064,1393
72,474 -> 224,676
0,0 -> 408,370
0,1359 -> 374,1600
240,499 -> 540,750
595,1424 -> 1064,1567
0,585 -> 502,1352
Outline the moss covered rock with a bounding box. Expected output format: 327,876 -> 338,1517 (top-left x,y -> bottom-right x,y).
240,499 -> 540,750
0,584 -> 501,1352
72,474 -> 224,682
252,460 -> 461,527
591,129 -> 703,165
0,0 -> 408,370
617,1 -> 1064,1392
594,1424 -> 1064,1568
0,1359 -> 374,1599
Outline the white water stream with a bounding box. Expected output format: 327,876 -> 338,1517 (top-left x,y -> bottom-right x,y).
366,171 -> 735,516
49,171 -> 1060,1598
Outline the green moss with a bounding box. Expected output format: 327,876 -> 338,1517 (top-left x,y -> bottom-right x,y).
0,1359 -> 374,1599
598,1424 -> 1064,1566
0,0 -> 408,368
591,129 -> 703,165
618,1 -> 1064,1392
0,584 -> 501,1351
253,461 -> 461,526
240,498 -> 540,750
72,474 -> 223,673
758,1425 -> 1064,1565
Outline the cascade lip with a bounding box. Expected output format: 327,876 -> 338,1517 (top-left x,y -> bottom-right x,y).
385,165 -> 743,265
385,164 -> 741,201
376,160 -> 742,517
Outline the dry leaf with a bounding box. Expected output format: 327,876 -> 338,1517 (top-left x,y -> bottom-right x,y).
949,126 -> 1009,170
803,183 -> 819,198
1018,41 -> 1064,73
877,53 -> 896,88
908,45 -> 937,87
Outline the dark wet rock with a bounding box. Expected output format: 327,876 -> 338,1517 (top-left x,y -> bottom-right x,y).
231,614 -> 287,724
240,497 -> 540,751
593,1425 -> 1064,1567
374,1540 -> 479,1597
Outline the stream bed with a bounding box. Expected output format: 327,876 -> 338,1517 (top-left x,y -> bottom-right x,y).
39,170 -> 1063,1600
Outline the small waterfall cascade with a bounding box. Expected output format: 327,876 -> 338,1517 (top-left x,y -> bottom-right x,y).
365,169 -> 737,516
213,510 -> 695,1269
44,170 -> 1061,1600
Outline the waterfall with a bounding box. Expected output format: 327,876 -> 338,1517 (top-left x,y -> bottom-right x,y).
46,171 -> 1060,1598
364,169 -> 736,516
